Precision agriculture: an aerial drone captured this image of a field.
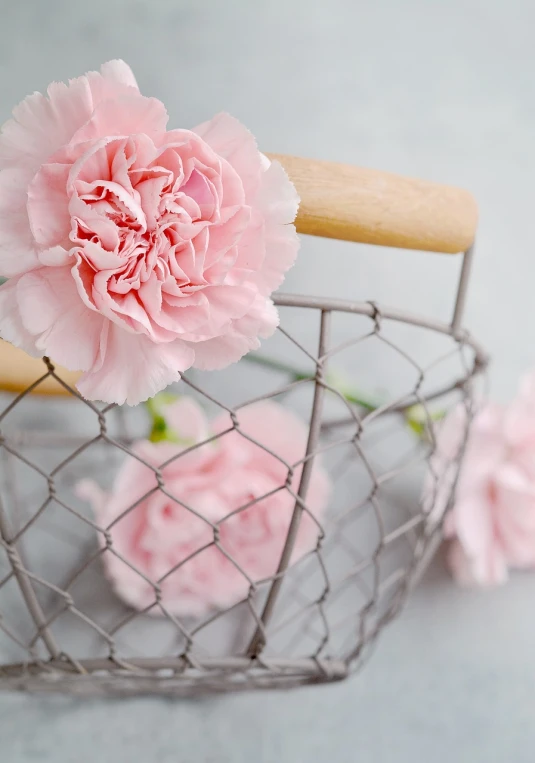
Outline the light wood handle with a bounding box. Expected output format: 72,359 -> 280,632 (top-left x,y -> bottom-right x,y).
266,153 -> 478,254
0,342 -> 80,397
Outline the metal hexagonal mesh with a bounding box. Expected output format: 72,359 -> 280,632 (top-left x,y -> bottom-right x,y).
0,291 -> 486,696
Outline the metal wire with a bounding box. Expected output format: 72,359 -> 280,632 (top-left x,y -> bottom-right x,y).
0,289 -> 486,696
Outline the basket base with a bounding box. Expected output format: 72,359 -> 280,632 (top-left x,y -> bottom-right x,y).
0,658 -> 349,697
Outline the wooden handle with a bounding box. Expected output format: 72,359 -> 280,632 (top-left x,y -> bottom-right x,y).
266,153 -> 478,254
0,341 -> 80,397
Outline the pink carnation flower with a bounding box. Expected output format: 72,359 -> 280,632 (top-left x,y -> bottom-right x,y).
427,373 -> 535,586
77,398 -> 331,617
0,61 -> 299,404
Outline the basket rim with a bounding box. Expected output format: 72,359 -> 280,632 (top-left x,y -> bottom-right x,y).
274,292 -> 487,368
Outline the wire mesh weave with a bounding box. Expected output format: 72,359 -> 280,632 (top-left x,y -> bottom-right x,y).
0,292 -> 486,696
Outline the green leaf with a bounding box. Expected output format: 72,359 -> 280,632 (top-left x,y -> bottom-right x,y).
404,405 -> 445,439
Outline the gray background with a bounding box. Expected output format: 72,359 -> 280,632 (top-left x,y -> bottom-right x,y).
1,0 -> 535,760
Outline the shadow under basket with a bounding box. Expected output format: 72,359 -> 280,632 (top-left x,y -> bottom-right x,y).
0,155 -> 487,696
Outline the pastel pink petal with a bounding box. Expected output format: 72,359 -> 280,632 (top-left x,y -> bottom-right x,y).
180,169 -> 217,217
103,489 -> 153,562
204,247 -> 241,286
215,400 -> 308,474
307,463 -> 332,522
163,397 -> 211,444
169,233 -> 209,284
204,205 -> 251,268
451,494 -> 495,559
193,112 -> 263,201
98,60 -> 139,90
251,161 -> 300,293
231,209 -> 265,272
136,175 -> 169,230
255,159 -> 300,225
136,273 -> 162,314
494,465 -> 535,565
255,219 -> 300,295
0,167 -> 40,276
200,284 -> 257,330
0,278 -> 39,356
77,179 -> 146,230
447,539 -> 508,587
190,330 -> 261,371
0,60 -> 141,174
27,163 -> 71,248
68,193 -> 120,252
473,402 -> 504,436
71,140 -> 114,187
17,268 -> 106,371
81,60 -> 140,112
457,432 -> 504,493
158,436 -> 219,475
423,460 -> 459,527
38,246 -> 71,267
79,241 -> 126,271
91,278 -> 155,336
77,325 -> 195,405
430,404 -> 468,461
175,286 -> 254,343
0,76 -> 94,172
503,399 -> 535,449
189,294 -> 277,369
71,95 -> 168,144
231,293 -> 279,340
471,545 -> 509,586
144,500 -> 211,553
150,290 -> 211,335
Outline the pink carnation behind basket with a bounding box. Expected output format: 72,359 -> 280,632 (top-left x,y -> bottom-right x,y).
0,153 -> 485,696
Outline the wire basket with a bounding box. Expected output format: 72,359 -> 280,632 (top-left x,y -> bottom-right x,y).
0,157 -> 486,696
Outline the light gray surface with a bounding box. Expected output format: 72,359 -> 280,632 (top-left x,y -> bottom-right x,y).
1,0 -> 535,760
2,559 -> 535,763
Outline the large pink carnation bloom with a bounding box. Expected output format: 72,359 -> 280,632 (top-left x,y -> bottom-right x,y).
0,61 -> 299,404
78,398 -> 331,617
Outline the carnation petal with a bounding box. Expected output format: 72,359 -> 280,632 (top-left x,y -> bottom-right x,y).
27,163 -> 71,248
0,167 -> 40,276
451,495 -> 495,558
256,159 -> 300,225
255,223 -> 300,295
215,400 -> 309,472
0,278 -> 39,355
77,327 -> 195,405
0,76 -> 93,172
162,397 -> 211,444
71,95 -> 168,144
447,539 -> 508,587
38,246 -> 71,267
99,60 -> 139,90
17,267 -> 105,371
190,331 -> 260,371
251,160 -> 300,294
193,112 -> 263,201
190,294 -> 278,368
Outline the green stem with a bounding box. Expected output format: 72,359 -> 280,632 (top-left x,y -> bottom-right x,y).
146,392 -> 181,443
244,353 -> 379,412
243,352 -> 311,381
244,353 -> 444,438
